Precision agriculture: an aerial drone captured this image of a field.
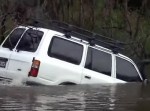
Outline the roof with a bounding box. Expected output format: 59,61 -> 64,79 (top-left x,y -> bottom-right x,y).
25,19 -> 125,54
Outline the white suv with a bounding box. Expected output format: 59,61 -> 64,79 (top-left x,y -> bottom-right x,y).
0,21 -> 144,85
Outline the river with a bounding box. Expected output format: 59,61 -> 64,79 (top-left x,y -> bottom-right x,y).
0,82 -> 150,111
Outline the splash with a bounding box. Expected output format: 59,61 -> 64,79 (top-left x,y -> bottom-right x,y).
0,77 -> 26,86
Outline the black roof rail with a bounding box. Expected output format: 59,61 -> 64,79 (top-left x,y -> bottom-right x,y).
26,19 -> 125,53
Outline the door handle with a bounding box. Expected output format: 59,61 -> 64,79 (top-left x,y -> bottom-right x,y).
17,69 -> 22,71
85,75 -> 91,79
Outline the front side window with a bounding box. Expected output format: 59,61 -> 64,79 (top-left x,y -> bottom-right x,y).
3,28 -> 25,49
48,36 -> 83,65
85,47 -> 112,76
16,29 -> 43,52
116,57 -> 141,82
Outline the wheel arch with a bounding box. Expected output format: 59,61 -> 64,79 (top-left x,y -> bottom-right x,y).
59,81 -> 76,85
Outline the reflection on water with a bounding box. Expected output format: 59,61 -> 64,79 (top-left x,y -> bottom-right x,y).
0,83 -> 150,111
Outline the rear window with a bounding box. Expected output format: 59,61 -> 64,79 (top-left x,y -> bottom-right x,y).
48,36 -> 83,65
116,57 -> 141,82
16,29 -> 43,52
3,28 -> 25,49
85,47 -> 112,76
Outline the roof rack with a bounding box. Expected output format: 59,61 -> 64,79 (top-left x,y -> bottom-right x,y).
26,19 -> 125,53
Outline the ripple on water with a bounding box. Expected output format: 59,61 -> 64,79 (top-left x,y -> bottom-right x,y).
0,83 -> 150,111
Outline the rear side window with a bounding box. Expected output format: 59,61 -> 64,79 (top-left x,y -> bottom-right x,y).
3,28 -> 25,49
48,37 -> 83,65
85,47 -> 112,76
16,29 -> 43,52
116,57 -> 141,82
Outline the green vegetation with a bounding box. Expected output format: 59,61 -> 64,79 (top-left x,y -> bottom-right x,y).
0,0 -> 150,77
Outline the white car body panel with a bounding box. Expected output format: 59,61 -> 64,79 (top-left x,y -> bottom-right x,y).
0,25 -> 143,85
0,48 -> 12,78
6,27 -> 49,82
6,51 -> 34,82
81,68 -> 126,84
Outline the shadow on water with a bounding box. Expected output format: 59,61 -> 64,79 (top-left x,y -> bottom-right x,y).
0,83 -> 150,111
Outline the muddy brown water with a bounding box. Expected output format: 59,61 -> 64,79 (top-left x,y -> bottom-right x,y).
0,83 -> 150,111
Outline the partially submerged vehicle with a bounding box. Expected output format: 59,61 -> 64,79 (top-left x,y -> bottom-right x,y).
0,20 -> 145,85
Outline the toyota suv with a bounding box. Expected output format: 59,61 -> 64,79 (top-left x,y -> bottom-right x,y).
0,21 -> 144,85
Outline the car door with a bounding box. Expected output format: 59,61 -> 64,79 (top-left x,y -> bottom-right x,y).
0,28 -> 25,80
81,46 -> 118,84
6,28 -> 45,82
38,36 -> 84,85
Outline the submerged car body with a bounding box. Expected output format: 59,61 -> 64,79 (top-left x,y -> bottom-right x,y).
0,23 -> 144,85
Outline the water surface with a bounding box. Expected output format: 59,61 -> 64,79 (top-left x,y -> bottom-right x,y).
0,83 -> 150,111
